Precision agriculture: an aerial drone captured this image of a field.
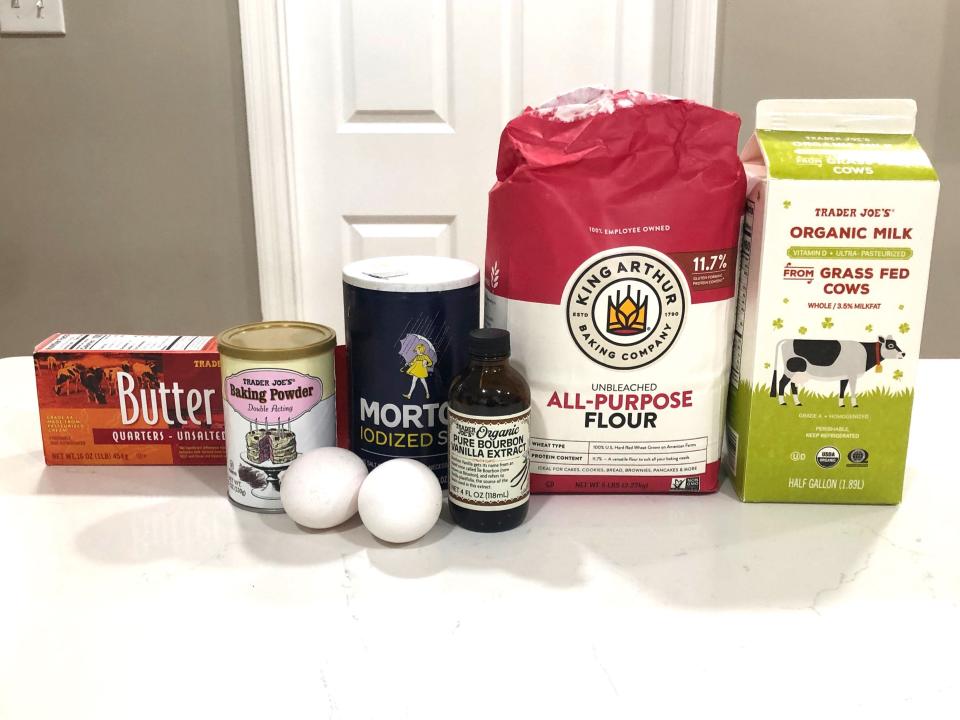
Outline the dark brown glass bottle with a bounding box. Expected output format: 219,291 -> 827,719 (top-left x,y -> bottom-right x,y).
447,328 -> 531,532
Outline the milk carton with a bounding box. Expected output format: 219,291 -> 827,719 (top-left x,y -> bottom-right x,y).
726,99 -> 940,504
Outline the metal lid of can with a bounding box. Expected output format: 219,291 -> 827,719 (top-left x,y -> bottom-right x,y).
217,321 -> 336,361
342,256 -> 480,293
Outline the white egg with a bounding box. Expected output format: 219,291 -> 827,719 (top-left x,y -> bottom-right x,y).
358,458 -> 442,544
280,447 -> 368,529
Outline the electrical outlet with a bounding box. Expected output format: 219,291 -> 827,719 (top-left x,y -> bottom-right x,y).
0,0 -> 66,35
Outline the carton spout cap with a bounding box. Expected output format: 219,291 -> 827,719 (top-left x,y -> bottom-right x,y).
755,99 -> 917,135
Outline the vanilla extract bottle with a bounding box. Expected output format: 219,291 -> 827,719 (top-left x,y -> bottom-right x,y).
447,328 -> 531,532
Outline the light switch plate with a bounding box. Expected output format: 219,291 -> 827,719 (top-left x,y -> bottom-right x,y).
0,0 -> 66,35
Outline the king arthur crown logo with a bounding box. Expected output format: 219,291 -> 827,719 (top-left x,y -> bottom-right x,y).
565,249 -> 687,370
607,287 -> 648,336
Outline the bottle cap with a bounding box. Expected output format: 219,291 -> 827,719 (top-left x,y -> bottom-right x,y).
468,328 -> 510,358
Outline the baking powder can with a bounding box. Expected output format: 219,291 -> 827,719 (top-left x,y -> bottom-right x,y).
343,256 -> 480,487
217,321 -> 337,512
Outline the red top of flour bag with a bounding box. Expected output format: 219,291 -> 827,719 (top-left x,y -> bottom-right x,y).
488,88 -> 745,305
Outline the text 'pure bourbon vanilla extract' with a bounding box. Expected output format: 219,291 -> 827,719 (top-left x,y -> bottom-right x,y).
448,329 -> 530,532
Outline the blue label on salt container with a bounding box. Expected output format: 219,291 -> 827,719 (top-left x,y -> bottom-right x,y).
343,283 -> 479,487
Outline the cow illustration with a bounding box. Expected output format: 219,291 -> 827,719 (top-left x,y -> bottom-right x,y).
103,366 -> 124,396
54,363 -> 108,403
121,360 -> 158,389
771,335 -> 906,408
54,363 -> 83,396
80,367 -> 107,404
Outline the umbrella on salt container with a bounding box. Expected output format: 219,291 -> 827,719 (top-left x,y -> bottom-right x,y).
397,333 -> 437,372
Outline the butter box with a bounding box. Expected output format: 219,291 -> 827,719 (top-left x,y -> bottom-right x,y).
34,333 -> 225,465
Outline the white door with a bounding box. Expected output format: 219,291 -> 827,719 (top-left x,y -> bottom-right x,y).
240,0 -> 718,338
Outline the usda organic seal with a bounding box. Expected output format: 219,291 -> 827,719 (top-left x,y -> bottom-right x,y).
816,446 -> 841,469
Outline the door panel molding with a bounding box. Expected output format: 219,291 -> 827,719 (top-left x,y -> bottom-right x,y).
335,0 -> 455,133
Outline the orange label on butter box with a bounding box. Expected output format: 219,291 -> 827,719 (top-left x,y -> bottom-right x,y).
34,333 -> 225,465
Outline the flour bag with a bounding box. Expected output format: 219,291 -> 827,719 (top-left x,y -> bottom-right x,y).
484,88 -> 745,493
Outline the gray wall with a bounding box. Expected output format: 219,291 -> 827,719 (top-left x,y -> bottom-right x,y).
0,0 -> 260,357
717,0 -> 959,357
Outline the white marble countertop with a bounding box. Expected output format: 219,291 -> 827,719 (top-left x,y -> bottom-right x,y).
1,355 -> 958,718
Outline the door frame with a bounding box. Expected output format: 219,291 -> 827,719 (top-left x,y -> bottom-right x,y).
238,0 -> 303,320
238,0 -> 720,320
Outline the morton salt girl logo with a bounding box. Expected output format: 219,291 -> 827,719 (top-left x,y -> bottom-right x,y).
357,324 -> 449,453
399,334 -> 436,400
565,249 -> 687,370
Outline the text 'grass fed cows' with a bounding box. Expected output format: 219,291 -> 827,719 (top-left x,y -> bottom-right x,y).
485,88 -> 745,493
34,334 -> 224,465
726,100 -> 940,504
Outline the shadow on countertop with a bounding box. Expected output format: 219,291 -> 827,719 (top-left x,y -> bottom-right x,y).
34,465 -> 226,498
69,474 -> 913,612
